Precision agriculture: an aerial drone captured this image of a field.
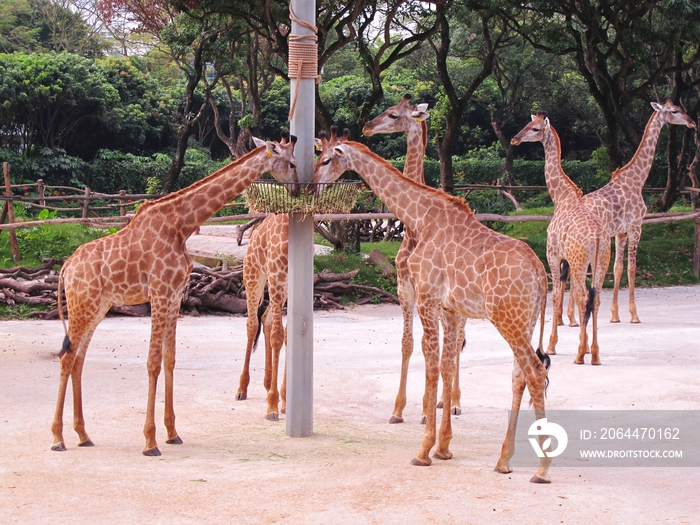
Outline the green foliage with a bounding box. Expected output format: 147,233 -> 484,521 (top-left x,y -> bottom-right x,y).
2,204 -> 110,266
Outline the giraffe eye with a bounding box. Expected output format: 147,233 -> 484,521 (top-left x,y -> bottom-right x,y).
322,158 -> 332,166
672,110 -> 678,114
290,163 -> 296,169
389,114 -> 399,119
533,127 -> 540,132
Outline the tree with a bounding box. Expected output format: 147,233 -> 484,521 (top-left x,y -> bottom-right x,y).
427,0 -> 509,192
0,52 -> 118,153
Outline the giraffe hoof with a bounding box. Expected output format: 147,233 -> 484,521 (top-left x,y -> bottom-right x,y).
166,436 -> 183,445
591,359 -> 601,366
235,392 -> 247,401
574,358 -> 584,365
51,442 -> 66,452
143,447 -> 161,457
389,416 -> 404,424
494,464 -> 512,474
529,474 -> 551,484
610,318 -> 620,323
420,415 -> 427,425
547,349 -> 557,356
265,413 -> 279,421
568,322 -> 579,328
630,318 -> 641,324
451,407 -> 461,416
281,407 -> 286,414
432,450 -> 453,461
78,439 -> 94,447
436,401 -> 443,409
410,457 -> 432,467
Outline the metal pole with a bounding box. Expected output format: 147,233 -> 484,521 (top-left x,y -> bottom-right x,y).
286,0 -> 316,437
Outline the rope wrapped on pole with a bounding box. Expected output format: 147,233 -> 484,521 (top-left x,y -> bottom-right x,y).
287,6 -> 321,122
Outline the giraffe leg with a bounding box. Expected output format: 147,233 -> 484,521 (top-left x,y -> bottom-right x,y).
142,300 -> 171,456
162,308 -> 182,444
495,361 -> 527,474
627,227 -> 642,324
433,312 -> 462,461
391,247 -> 415,424
520,350 -> 551,483
411,300 -> 440,466
237,277 -> 266,401
610,233 -> 627,323
450,324 -> 465,416
590,242 -> 610,365
566,281 -> 578,327
280,325 -> 287,414
546,253 -> 562,355
263,281 -> 285,421
573,276 -> 589,364
438,317 -> 465,415
51,302 -> 107,451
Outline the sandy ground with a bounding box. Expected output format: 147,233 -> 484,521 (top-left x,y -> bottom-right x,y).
1,286 -> 699,524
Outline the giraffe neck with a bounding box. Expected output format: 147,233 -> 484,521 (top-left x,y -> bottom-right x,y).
542,127 -> 582,205
611,112 -> 664,188
344,142 -> 462,233
143,148 -> 268,239
402,121 -> 427,184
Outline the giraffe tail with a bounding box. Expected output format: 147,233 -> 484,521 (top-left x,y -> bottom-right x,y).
584,287 -> 597,326
57,267 -> 71,357
252,301 -> 268,352
559,260 -> 570,283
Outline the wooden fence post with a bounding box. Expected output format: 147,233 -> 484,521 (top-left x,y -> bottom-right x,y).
119,189 -> 126,216
82,186 -> 90,219
37,179 -> 45,207
694,216 -> 700,278
3,162 -> 21,261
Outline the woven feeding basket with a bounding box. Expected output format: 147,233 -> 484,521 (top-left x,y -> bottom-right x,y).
245,180 -> 362,214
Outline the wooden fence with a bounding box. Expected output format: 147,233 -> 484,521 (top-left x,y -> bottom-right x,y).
2,162 -> 700,276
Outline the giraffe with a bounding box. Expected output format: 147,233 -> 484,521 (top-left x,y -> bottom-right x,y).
235,213 -> 289,421
51,136 -> 298,456
577,100 -> 696,324
512,113 -> 611,365
314,127 -> 552,483
363,95 -> 464,423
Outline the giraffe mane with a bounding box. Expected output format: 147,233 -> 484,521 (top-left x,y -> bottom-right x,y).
548,126 -> 583,198
609,109 -> 660,182
137,146 -> 267,215
348,141 -> 475,216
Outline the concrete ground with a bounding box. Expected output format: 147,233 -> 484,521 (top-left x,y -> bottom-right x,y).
1,286 -> 699,524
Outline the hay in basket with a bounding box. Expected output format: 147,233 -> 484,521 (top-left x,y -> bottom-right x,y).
245,180 -> 361,214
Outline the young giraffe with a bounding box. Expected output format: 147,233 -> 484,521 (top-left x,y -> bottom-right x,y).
512,113 -> 611,364
52,136 -> 298,456
314,127 -> 552,483
235,213 -> 289,421
574,100 -> 695,324
363,95 -> 464,423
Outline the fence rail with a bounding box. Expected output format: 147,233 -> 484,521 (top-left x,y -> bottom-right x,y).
2,163 -> 700,276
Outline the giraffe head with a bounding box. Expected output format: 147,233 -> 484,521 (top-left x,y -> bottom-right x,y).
650,99 -> 696,129
362,94 -> 430,136
252,134 -> 300,196
311,126 -> 352,197
510,111 -> 550,146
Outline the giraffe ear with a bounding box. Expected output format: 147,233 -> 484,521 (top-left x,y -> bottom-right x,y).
314,138 -> 323,151
412,104 -> 430,121
252,136 -> 266,148
531,114 -> 537,121
544,117 -> 551,128
333,144 -> 346,157
650,102 -> 663,112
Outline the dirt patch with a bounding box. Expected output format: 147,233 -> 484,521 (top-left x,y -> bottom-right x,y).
1,286 -> 699,524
